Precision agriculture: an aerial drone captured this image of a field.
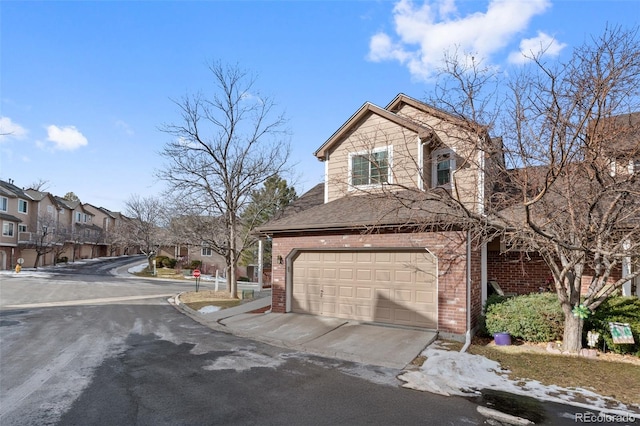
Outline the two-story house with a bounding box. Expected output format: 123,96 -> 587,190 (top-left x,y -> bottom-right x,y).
257,94 -> 496,339
258,95 -> 640,341
0,179 -> 28,270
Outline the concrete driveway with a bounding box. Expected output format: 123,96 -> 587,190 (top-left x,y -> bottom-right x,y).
174,294 -> 437,369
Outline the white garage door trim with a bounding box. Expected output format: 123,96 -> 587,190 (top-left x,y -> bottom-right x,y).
285,247 -> 438,329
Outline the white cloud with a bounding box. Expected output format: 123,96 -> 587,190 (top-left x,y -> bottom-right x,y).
0,116 -> 28,141
508,31 -> 567,64
368,0 -> 552,80
45,125 -> 88,151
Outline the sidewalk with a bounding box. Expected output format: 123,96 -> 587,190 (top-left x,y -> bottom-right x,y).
172,292 -> 437,369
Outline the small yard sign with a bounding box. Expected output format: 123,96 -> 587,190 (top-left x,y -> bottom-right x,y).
609,322 -> 634,344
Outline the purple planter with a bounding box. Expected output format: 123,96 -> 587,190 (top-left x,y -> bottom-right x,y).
494,332 -> 512,346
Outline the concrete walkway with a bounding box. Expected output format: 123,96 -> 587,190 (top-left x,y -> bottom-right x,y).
172,293 -> 437,369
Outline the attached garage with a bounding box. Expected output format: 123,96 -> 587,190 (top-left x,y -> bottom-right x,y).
289,249 -> 438,329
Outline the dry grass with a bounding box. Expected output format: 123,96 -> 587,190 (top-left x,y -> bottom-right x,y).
179,290 -> 244,311
135,267 -> 189,280
464,338 -> 640,407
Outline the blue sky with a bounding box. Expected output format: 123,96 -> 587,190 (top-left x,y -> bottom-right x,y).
1,0 -> 637,212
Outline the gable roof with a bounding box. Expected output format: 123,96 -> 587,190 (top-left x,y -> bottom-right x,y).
271,183 -> 325,221
387,93 -> 492,138
84,203 -> 119,219
0,180 -> 35,200
25,189 -> 63,210
313,101 -> 434,160
591,112 -> 640,158
256,187 -> 466,235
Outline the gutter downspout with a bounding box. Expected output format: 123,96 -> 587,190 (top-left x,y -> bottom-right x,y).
461,229 -> 472,353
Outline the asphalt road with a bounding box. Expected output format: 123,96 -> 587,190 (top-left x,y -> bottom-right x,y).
0,257 -> 489,426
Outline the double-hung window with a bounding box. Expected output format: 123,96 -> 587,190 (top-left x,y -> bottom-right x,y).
432,148 -> 455,187
2,222 -> 14,237
202,246 -> 212,256
350,147 -> 391,187
0,197 -> 7,212
18,199 -> 28,214
431,148 -> 456,188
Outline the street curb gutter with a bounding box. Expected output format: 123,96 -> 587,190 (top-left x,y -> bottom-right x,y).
168,293 -> 232,334
477,406 -> 534,425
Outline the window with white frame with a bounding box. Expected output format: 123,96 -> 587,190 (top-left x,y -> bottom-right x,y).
2,222 -> 14,237
201,247 -> 213,256
76,212 -> 82,222
0,197 -> 7,212
18,199 -> 28,214
18,224 -> 27,233
432,148 -> 456,187
350,147 -> 391,187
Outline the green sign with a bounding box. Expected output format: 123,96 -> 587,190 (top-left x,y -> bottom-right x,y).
609,322 -> 634,344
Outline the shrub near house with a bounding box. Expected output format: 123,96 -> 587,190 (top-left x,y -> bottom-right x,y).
585,297 -> 640,356
485,293 -> 564,342
485,293 -> 640,357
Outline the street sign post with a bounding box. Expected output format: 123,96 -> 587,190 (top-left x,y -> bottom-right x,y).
193,269 -> 201,292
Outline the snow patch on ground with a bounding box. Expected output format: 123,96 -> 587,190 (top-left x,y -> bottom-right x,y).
198,305 -> 221,314
203,350 -> 284,372
127,263 -> 148,274
399,341 -> 639,418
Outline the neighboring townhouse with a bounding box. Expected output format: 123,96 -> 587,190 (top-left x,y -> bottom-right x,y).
20,188 -> 68,267
257,94 -> 499,338
0,179 -> 27,270
54,197 -> 104,260
0,179 -> 137,269
83,203 -> 121,258
158,215 -> 247,278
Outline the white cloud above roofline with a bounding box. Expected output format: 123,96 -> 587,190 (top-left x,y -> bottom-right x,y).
507,31 -> 567,64
43,125 -> 88,151
0,116 -> 28,142
368,0 -> 555,80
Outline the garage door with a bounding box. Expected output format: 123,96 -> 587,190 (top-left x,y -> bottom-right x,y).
291,250 -> 437,328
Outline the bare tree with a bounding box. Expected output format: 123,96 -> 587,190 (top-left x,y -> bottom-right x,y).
28,179 -> 50,192
158,62 -> 291,297
376,26 -> 640,352
29,214 -> 66,268
123,195 -> 166,270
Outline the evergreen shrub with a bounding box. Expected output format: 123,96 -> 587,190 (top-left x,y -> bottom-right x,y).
485,292 -> 564,342
585,296 -> 640,356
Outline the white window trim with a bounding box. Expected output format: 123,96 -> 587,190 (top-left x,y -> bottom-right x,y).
2,221 -> 14,237
431,147 -> 456,189
417,138 -> 425,191
18,199 -> 28,214
201,246 -> 213,257
348,146 -> 393,191
0,196 -> 7,212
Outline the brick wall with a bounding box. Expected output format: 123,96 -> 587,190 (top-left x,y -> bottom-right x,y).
486,251 -> 550,295
487,250 -> 622,296
270,230 -> 472,335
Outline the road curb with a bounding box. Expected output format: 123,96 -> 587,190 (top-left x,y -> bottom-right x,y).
477,406 -> 534,425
